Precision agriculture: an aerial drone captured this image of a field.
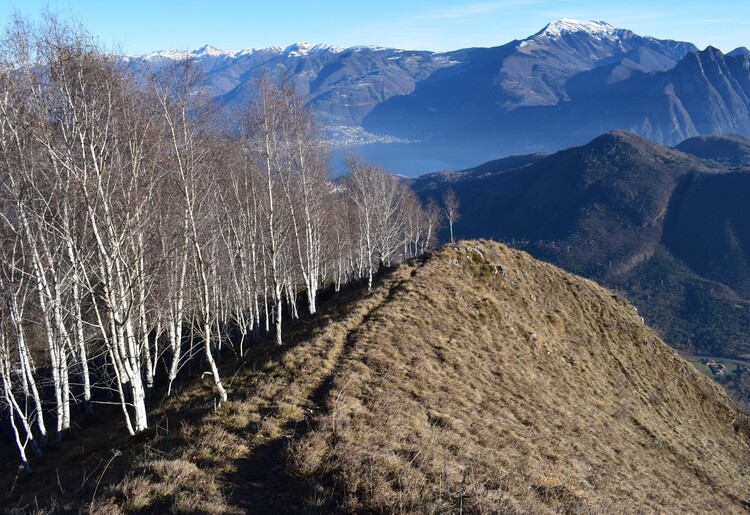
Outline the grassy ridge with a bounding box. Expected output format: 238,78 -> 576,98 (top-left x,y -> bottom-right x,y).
2,240 -> 749,513
1,263 -> 425,512
411,131 -> 750,359
294,241 -> 750,512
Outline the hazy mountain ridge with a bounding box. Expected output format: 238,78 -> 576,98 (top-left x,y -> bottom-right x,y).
361,19 -> 701,152
364,45 -> 750,153
414,152 -> 549,189
412,132 -> 750,357
126,42 -> 458,136
676,133 -> 750,166
583,47 -> 750,144
124,18 -> 750,171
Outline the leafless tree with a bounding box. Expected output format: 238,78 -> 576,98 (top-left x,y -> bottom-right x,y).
343,156 -> 413,289
424,199 -> 443,254
344,156 -> 378,290
0,325 -> 41,474
42,37 -> 155,433
0,10 -> 440,472
0,17 -> 76,439
401,189 -> 429,258
277,84 -> 330,315
152,57 -> 227,401
0,234 -> 48,446
243,74 -> 291,345
443,188 -> 461,244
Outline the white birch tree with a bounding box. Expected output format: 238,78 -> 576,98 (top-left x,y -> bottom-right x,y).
443,188 -> 461,244
152,58 -> 227,401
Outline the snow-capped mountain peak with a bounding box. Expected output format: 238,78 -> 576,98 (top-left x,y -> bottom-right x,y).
141,48 -> 191,61
283,42 -> 345,57
135,42 -> 373,62
536,19 -> 624,40
140,46 -> 236,61
191,44 -> 236,58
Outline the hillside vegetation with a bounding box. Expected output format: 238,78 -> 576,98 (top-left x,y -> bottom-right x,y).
676,134 -> 750,167
2,241 -> 748,513
413,131 -> 750,358
293,240 -> 750,512
0,15 -> 441,459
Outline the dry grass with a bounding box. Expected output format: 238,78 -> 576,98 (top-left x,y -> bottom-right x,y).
3,240 -> 749,513
293,240 -> 750,513
85,267 -> 421,512
1,274 -> 399,512
94,458 -> 232,514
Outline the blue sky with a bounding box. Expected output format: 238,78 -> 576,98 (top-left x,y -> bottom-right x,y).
1,1 -> 748,55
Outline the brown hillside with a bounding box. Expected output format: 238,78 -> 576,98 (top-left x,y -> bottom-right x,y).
294,240 -> 750,513
3,240 -> 748,514
411,131 -> 750,358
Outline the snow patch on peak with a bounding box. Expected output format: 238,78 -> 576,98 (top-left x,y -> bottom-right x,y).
284,42 -> 345,56
535,19 -> 623,40
141,49 -> 191,61
348,45 -> 390,52
133,42 -> 381,62
138,45 -> 287,61
192,45 -> 236,58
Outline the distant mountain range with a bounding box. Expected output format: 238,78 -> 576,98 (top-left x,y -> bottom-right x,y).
126,22 -> 750,354
411,131 -> 750,358
126,42 -> 457,150
127,19 -> 750,175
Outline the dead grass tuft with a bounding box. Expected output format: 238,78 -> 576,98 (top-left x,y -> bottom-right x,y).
99,458 -> 233,514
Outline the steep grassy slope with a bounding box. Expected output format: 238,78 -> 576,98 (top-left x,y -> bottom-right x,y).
411,131 -> 750,357
294,241 -> 750,513
3,241 -> 748,513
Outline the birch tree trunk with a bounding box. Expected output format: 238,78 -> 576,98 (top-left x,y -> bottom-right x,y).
153,58 -> 227,401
